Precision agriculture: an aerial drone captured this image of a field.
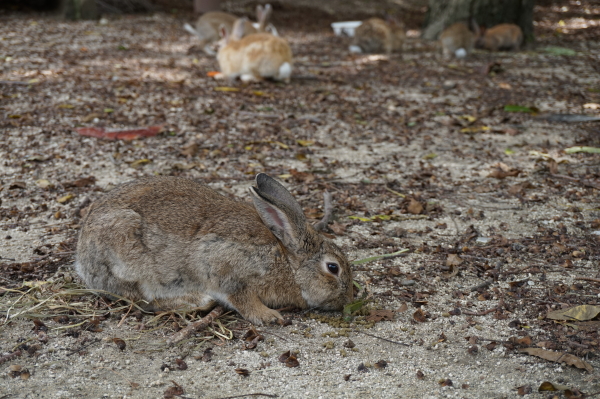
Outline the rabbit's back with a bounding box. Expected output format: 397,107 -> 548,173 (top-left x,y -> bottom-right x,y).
86,177 -> 270,243
218,33 -> 292,79
440,22 -> 474,56
353,18 -> 391,53
481,23 -> 522,51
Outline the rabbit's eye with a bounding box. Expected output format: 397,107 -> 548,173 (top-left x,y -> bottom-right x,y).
326,262 -> 339,275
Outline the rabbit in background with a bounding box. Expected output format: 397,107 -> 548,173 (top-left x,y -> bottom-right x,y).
476,23 -> 523,52
439,20 -> 480,59
75,174 -> 353,325
349,17 -> 405,54
184,4 -> 276,56
215,17 -> 293,83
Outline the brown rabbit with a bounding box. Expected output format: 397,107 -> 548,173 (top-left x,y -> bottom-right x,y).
75,174 -> 353,325
351,17 -> 405,54
184,4 -> 274,56
439,21 -> 477,58
476,23 -> 523,51
215,17 -> 293,82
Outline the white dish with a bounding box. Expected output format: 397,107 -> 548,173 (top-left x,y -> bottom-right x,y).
331,21 -> 363,37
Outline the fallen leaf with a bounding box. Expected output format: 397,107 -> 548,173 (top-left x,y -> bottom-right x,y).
546,305 -> 600,321
129,159 -> 151,169
539,381 -> 571,391
9,181 -> 26,189
76,126 -> 163,140
397,302 -> 409,313
564,146 -> 600,154
413,308 -> 428,323
214,86 -> 240,92
343,300 -> 364,316
296,139 -> 315,147
57,193 -> 74,203
446,254 -> 463,267
504,105 -> 539,114
460,126 -> 490,134
520,348 -> 593,372
235,368 -> 250,376
487,168 -> 520,179
181,143 -> 199,157
112,338 -> 126,351
517,385 -> 532,395
206,71 -> 220,77
58,104 -> 75,109
289,169 -> 315,183
36,179 -> 52,189
366,309 -> 395,322
163,381 -> 184,399
329,221 -> 346,235
407,198 -> 423,214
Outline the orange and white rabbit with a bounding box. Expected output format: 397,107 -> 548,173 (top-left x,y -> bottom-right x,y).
476,23 -> 523,51
216,17 -> 292,82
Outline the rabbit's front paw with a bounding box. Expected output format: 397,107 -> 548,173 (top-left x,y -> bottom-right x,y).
246,306 -> 283,326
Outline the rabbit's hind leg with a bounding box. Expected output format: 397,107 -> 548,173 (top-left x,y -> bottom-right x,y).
149,293 -> 216,313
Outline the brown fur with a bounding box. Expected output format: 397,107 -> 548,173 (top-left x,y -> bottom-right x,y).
439,22 -> 476,58
477,23 -> 523,52
217,28 -> 293,82
353,18 -> 405,54
189,4 -> 273,55
75,175 -> 352,325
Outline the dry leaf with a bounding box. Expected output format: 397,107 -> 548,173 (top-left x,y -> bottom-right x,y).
546,305 -> 600,321
57,193 -> 74,203
413,308 -> 428,323
366,309 -> 395,322
397,302 -> 409,313
112,337 -> 126,351
446,254 -> 463,267
181,143 -> 199,157
520,348 -> 593,372
407,198 -> 423,214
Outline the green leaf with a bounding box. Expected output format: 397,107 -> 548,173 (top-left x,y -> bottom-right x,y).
504,148 -> 515,155
542,46 -> 576,56
564,146 -> 600,154
504,105 -> 538,113
343,300 -> 364,316
352,249 -> 409,265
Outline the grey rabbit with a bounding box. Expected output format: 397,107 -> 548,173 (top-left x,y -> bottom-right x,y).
75,174 -> 353,325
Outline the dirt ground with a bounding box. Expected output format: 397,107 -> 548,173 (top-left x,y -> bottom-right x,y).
1,0 -> 599,398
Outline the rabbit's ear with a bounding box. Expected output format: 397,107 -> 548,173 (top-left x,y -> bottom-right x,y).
218,23 -> 229,39
249,174 -> 306,249
231,18 -> 247,41
256,4 -> 264,21
261,4 -> 272,24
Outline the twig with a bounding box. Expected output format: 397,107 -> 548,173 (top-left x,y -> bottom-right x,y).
575,277 -> 600,283
384,186 -> 406,198
0,80 -> 30,85
355,330 -> 409,346
167,306 -> 224,345
461,307 -> 499,316
468,280 -> 493,292
0,350 -> 22,365
313,191 -> 332,231
212,393 -> 278,399
66,338 -> 101,356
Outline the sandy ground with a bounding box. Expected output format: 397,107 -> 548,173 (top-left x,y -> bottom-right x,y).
1,1 -> 600,398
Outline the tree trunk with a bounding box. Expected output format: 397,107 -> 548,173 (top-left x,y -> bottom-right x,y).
58,0 -> 98,20
422,0 -> 534,42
